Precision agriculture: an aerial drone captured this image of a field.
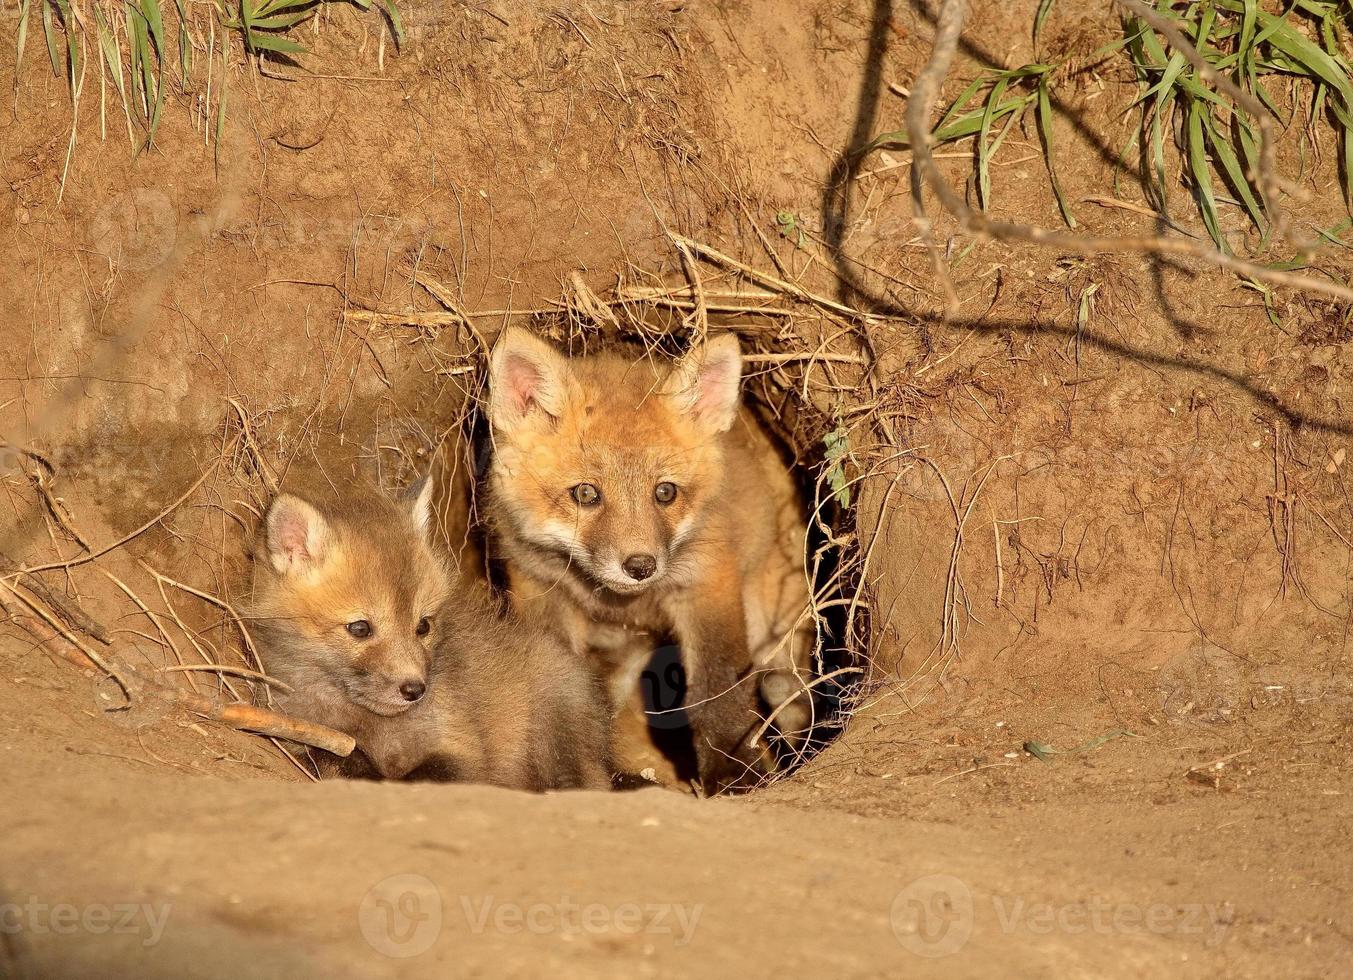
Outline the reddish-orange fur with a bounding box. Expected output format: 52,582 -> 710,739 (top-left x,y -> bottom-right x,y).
486,328 -> 815,791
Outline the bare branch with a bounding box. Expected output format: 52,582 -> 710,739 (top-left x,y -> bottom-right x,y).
904,0 -> 968,315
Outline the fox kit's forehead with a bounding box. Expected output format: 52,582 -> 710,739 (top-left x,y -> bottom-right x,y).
256,500 -> 450,626
560,355 -> 711,453
334,519 -> 450,610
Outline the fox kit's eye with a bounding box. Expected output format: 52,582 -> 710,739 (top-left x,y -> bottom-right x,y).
346,620 -> 373,639
571,483 -> 601,506
416,617 -> 431,637
654,482 -> 678,504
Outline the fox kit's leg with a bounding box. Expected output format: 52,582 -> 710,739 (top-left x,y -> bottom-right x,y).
754,623 -> 817,761
743,534 -> 817,765
669,576 -> 766,792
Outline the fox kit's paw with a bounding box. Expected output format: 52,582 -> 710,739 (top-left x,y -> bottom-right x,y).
759,668 -> 813,751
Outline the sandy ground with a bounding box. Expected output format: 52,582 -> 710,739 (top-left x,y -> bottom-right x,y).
0,748 -> 1337,978
3,652 -> 1351,978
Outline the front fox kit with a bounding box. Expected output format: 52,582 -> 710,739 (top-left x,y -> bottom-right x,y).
485,327 -> 815,790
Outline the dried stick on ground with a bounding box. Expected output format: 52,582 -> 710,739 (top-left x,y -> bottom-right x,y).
671,234 -> 879,320
0,552 -> 110,644
228,398 -> 279,496
907,0 -> 1353,307
2,578 -> 132,696
8,460 -> 222,578
21,605 -> 355,757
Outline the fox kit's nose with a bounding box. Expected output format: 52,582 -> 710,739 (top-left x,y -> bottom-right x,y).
622,554 -> 657,581
399,679 -> 427,702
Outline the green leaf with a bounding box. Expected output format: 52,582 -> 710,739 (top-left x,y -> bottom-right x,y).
1194,2 -> 1217,55
242,31 -> 309,54
15,0 -> 31,81
1344,123 -> 1353,207
41,1 -> 60,78
95,8 -> 128,106
379,0 -> 404,45
1187,99 -> 1227,252
946,91 -> 1038,141
1240,277 -> 1283,328
148,55 -> 166,149
1317,216 -> 1353,247
1147,89 -> 1176,208
934,73 -> 990,135
254,0 -> 320,16
1238,0 -> 1258,71
824,426 -> 852,509
1024,730 -> 1136,763
1202,111 -> 1267,239
1033,0 -> 1056,45
1251,70 -> 1281,118
1258,9 -> 1353,106
1038,76 -> 1077,228
249,10 -> 314,29
1132,51 -> 1188,108
174,0 -> 192,85
988,97 -> 1024,153
1133,12 -> 1171,66
1077,281 -> 1099,329
1024,739 -> 1055,762
126,7 -> 145,116
977,75 -> 1011,209
214,40 -> 227,174
141,0 -> 165,57
59,3 -> 81,95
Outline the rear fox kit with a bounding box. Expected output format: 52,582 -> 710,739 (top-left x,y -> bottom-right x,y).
248,480 -> 611,791
485,327 -> 816,790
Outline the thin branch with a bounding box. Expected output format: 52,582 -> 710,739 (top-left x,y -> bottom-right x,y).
9,460 -> 221,578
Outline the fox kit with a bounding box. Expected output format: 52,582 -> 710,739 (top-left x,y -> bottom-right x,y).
248,481 -> 611,791
485,327 -> 815,791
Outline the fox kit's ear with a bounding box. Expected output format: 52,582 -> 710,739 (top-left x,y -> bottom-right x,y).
488,327 -> 569,431
407,476 -> 434,540
666,333 -> 742,434
264,494 -> 332,576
